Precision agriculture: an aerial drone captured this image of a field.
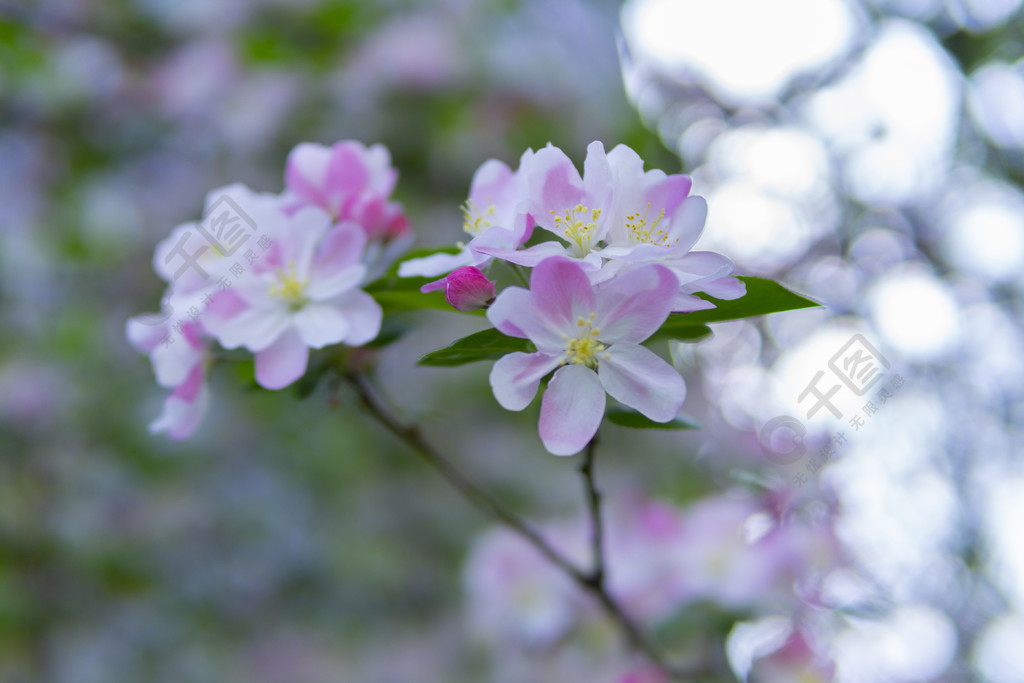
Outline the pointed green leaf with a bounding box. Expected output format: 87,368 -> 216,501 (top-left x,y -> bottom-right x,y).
418,328 -> 533,366
679,276 -> 821,324
370,289 -> 480,314
646,322 -> 713,345
605,406 -> 700,430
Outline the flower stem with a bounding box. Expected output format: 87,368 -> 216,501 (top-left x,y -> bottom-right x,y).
580,434 -> 605,586
343,371 -> 584,581
343,370 -> 704,680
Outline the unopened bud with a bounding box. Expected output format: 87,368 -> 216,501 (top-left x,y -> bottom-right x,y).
421,266 -> 496,312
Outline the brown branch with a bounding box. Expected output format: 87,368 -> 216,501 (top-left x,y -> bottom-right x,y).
579,434 -> 605,586
343,370 -> 711,681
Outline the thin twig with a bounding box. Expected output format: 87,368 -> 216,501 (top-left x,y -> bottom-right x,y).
579,434 -> 605,586
343,370 -> 707,680
343,371 -> 586,582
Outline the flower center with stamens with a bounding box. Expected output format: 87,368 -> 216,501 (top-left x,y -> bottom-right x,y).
626,204 -> 677,246
461,198 -> 497,236
552,204 -> 602,257
561,313 -> 608,368
269,262 -> 309,310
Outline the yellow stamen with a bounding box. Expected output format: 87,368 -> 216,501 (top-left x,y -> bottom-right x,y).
627,204 -> 676,246
268,262 -> 308,308
559,313 -> 606,368
551,204 -> 602,257
461,198 -> 497,236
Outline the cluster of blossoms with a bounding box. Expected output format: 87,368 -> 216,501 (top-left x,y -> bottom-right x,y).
130,139 -> 744,453
463,493 -> 841,682
400,141 -> 745,455
127,141 -> 410,439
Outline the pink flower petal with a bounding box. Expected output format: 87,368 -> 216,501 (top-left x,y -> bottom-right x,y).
399,248 -> 475,278
149,382 -> 209,441
593,265 -> 678,344
489,352 -> 562,411
642,173 -> 692,220
670,292 -> 717,312
255,328 -> 309,389
486,286 -> 565,353
527,145 -> 585,232
171,362 -> 205,403
469,158 -> 514,204
419,276 -> 447,294
668,196 -> 707,253
529,256 -> 595,326
539,364 -> 605,456
442,266 -> 496,312
325,142 -> 370,208
285,143 -> 331,207
475,241 -> 569,268
598,344 -> 685,422
126,316 -> 168,354
693,274 -> 747,300
582,140 -> 613,202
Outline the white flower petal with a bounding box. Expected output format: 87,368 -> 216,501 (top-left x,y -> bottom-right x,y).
292,303 -> 352,348
254,328 -> 309,390
490,352 -> 562,411
539,364 -> 605,456
599,345 -> 686,422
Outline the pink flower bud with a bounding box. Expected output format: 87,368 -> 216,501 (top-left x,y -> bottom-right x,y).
421,266 -> 496,312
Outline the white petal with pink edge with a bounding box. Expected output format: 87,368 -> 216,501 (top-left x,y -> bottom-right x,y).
598,344 -> 686,422
254,328 -> 310,390
538,364 -> 606,456
490,352 -> 562,411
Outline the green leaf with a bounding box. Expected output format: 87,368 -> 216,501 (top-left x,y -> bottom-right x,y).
605,406 -> 700,430
646,322 -> 713,345
365,246 -> 488,315
419,328 -> 533,366
679,276 -> 821,324
370,289 -> 457,314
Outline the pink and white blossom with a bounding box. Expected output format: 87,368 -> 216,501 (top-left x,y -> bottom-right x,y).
487,257 -> 685,455
398,150 -> 534,278
282,140 -> 409,244
747,625 -> 836,682
203,206 -> 382,390
463,526 -> 583,647
473,141 -> 746,311
477,141 -> 615,271
589,143 -> 746,311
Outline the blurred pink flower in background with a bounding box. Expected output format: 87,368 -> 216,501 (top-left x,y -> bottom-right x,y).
464,492 -> 845,677
283,140 -> 410,245
126,318 -> 210,440
203,209 -> 380,390
462,525 -> 583,647
747,625 -> 836,682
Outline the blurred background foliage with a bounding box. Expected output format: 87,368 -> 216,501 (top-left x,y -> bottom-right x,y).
2,0 -> 1024,681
